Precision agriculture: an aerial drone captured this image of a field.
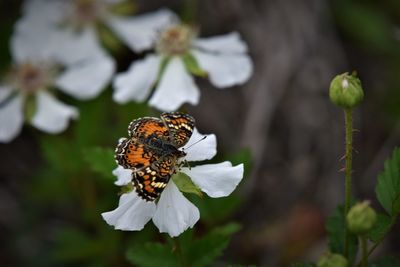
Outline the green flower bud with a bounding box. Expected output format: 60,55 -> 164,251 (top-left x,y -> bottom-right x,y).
329,72 -> 364,108
346,201 -> 377,235
317,252 -> 348,267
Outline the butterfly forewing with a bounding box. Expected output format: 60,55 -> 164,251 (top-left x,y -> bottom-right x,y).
161,112 -> 195,147
128,117 -> 170,142
115,138 -> 157,170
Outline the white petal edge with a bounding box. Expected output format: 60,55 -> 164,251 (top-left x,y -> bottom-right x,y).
102,191 -> 156,231
182,128 -> 217,162
149,57 -> 200,111
113,166 -> 133,186
113,54 -> 160,104
193,32 -> 248,54
107,8 -> 177,52
152,181 -> 199,237
0,90 -> 24,143
181,162 -> 244,198
56,55 -> 115,100
192,50 -> 253,88
31,91 -> 79,133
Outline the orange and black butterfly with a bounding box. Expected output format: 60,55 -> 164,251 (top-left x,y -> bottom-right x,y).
115,112 -> 195,201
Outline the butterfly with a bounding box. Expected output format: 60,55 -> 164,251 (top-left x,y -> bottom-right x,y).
115,112 -> 195,201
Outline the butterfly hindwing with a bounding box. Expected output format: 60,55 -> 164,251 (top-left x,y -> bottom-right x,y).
161,112 -> 195,147
132,155 -> 176,201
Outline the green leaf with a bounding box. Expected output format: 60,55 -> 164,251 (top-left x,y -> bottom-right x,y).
326,205 -> 358,263
83,147 -> 116,179
375,148 -> 400,216
371,256 -> 400,267
172,172 -> 203,197
126,242 -> 178,267
182,53 -> 207,77
184,223 -> 241,267
367,213 -> 391,242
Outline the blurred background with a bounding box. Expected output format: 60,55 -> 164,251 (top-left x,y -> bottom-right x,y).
1,0 -> 400,266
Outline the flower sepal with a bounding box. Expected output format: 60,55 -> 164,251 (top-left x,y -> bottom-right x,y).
24,94 -> 36,122
119,182 -> 135,195
182,53 -> 207,77
172,172 -> 203,197
109,0 -> 137,16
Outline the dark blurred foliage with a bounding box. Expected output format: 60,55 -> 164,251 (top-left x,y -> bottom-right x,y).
1,0 -> 400,266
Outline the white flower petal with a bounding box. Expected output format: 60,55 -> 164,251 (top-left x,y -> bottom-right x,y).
113,166 -> 132,186
113,54 -> 160,104
0,86 -> 14,102
193,32 -> 248,53
12,16 -> 61,63
102,191 -> 156,231
193,50 -> 253,88
31,91 -> 78,133
0,91 -> 24,143
56,55 -> 115,100
152,181 -> 199,237
149,57 -> 200,111
54,27 -> 108,65
107,8 -> 177,52
182,128 -> 217,162
181,162 -> 244,198
21,0 -> 67,25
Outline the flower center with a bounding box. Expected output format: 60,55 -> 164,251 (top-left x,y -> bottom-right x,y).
156,25 -> 195,56
70,0 -> 107,27
7,62 -> 56,94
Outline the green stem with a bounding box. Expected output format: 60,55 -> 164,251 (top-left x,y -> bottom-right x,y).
355,214 -> 398,267
344,108 -> 353,258
361,236 -> 368,267
173,237 -> 188,267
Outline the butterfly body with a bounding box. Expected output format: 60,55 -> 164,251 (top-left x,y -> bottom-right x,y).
115,112 -> 195,201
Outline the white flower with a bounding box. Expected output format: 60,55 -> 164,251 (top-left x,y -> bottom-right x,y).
0,14 -> 114,142
102,129 -> 244,237
113,22 -> 253,111
21,0 -> 177,53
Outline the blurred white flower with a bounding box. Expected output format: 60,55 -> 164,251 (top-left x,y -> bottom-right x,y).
113,23 -> 254,111
21,0 -> 176,53
0,16 -> 114,143
102,129 -> 244,237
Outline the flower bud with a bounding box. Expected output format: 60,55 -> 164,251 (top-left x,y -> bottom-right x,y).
329,72 -> 364,108
317,252 -> 348,267
346,201 -> 377,235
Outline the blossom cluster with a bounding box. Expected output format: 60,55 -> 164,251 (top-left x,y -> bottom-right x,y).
0,0 -> 253,142
1,0 -> 251,237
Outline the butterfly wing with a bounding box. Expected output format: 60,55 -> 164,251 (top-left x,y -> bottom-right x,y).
161,112 -> 195,147
128,117 -> 170,142
132,155 -> 177,201
115,138 -> 158,170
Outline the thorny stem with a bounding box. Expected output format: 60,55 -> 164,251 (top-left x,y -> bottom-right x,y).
344,108 -> 353,258
173,237 -> 188,267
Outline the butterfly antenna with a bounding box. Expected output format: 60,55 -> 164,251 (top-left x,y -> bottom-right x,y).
184,136 -> 207,151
